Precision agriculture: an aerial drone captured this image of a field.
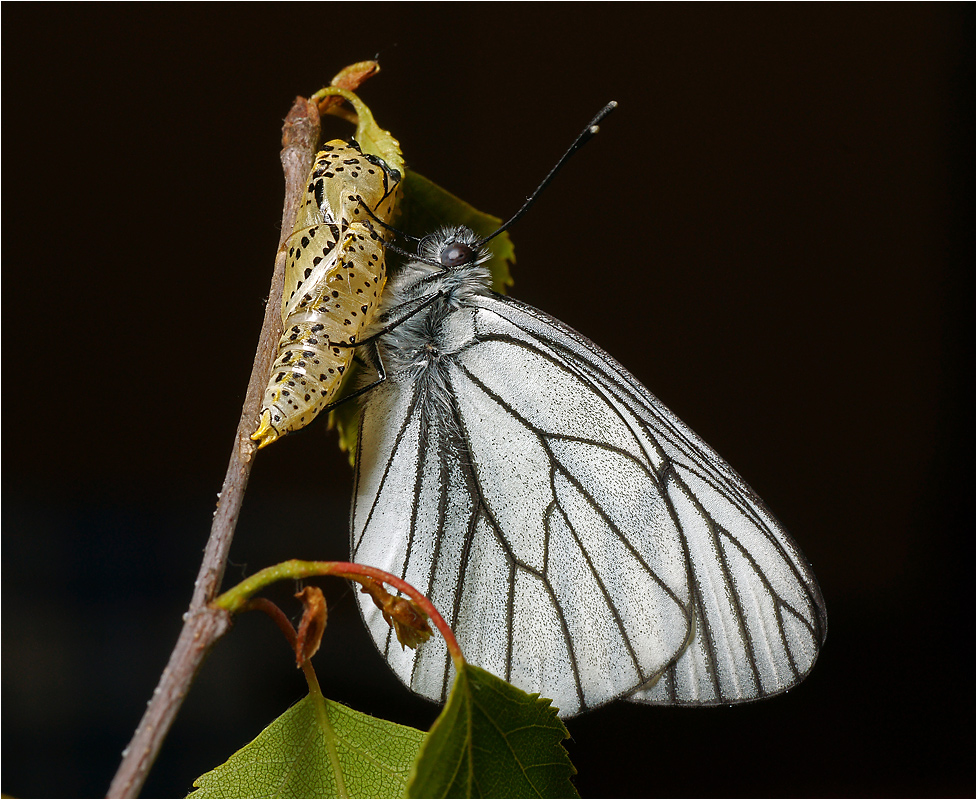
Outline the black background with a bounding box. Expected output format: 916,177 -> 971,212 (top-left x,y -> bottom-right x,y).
3,5 -> 971,798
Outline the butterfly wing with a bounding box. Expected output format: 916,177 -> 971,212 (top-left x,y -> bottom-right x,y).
351,293 -> 825,716
482,295 -> 827,707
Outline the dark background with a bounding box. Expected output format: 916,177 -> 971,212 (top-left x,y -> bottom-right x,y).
3,5 -> 971,798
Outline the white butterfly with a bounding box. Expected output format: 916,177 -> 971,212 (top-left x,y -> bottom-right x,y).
349,225 -> 826,717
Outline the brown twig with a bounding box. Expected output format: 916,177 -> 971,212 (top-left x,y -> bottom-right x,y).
105,97 -> 321,799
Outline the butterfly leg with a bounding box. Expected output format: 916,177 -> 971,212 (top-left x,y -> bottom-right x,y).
331,290 -> 445,349
324,340 -> 387,409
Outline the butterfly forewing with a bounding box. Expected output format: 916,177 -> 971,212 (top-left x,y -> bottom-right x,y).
481,293 -> 826,706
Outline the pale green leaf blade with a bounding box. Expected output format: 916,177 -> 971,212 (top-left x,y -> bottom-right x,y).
314,86 -> 405,176
189,694 -> 426,799
407,664 -> 578,799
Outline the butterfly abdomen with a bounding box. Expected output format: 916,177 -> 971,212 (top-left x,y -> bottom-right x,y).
253,140 -> 400,448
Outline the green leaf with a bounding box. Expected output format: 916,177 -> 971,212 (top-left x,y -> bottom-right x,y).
407,664 -> 578,799
188,694 -> 426,799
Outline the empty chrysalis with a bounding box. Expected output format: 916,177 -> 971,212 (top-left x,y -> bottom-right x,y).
252,139 -> 401,448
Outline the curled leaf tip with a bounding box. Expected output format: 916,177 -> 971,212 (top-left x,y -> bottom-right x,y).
314,61 -> 382,113
294,586 -> 328,665
358,578 -> 432,650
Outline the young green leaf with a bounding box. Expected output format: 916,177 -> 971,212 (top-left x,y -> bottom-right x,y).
189,694 -> 426,799
407,663 -> 578,799
313,85 -> 405,177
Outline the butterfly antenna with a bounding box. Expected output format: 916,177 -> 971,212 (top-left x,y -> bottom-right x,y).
476,100 -> 618,248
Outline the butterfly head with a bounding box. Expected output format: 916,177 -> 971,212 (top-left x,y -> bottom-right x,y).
392,225 -> 492,304
416,226 -> 490,272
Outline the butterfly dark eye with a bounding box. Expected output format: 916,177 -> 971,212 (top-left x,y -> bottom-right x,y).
440,242 -> 473,267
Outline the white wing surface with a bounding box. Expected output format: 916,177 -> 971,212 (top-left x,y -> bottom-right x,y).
351,292 -> 826,716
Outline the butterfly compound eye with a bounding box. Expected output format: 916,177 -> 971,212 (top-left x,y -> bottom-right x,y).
440,241 -> 473,267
